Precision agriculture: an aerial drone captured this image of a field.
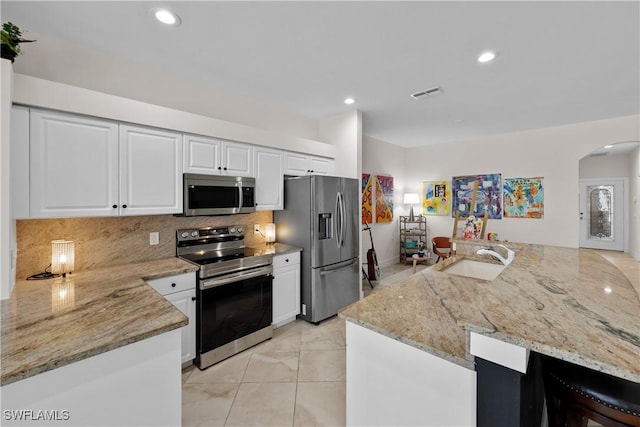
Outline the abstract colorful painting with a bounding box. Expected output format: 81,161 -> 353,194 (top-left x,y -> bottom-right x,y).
422,181 -> 451,216
375,175 -> 394,223
452,174 -> 503,219
362,173 -> 373,225
504,178 -> 544,218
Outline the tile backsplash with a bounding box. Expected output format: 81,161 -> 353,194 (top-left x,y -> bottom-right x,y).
16,211 -> 273,279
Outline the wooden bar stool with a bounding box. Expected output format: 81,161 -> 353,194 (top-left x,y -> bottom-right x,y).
541,356 -> 640,427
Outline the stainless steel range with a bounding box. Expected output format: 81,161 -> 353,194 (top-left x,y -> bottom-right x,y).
177,225 -> 273,369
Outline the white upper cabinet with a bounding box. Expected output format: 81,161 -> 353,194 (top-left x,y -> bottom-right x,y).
119,124 -> 183,216
308,156 -> 333,175
183,134 -> 220,175
29,109 -> 182,218
184,134 -> 253,177
254,146 -> 283,211
284,152 -> 333,176
30,109 -> 120,217
222,140 -> 254,177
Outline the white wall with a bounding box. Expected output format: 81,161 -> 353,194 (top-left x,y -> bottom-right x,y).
629,145 -> 640,259
403,115 -> 640,248
13,74 -> 336,159
319,110 -> 362,179
361,135 -> 407,267
13,31 -> 320,143
579,153 -> 631,179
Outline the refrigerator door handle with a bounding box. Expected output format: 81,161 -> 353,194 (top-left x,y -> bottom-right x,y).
319,259 -> 358,276
337,191 -> 346,247
336,192 -> 342,248
340,191 -> 347,246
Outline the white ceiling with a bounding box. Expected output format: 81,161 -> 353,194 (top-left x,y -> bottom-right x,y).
2,1 -> 639,148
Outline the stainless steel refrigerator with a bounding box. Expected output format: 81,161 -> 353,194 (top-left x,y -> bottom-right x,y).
274,175 -> 360,323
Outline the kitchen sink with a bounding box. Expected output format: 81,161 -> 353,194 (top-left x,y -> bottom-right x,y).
443,259 -> 505,281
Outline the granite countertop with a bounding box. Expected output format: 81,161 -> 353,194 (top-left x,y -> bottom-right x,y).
340,243 -> 640,383
1,257 -> 198,386
249,242 -> 302,256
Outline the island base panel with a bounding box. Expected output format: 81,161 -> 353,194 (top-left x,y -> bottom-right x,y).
1,330 -> 181,426
346,321 -> 476,426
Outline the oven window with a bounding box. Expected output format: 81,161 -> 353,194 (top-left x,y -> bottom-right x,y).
189,185 -> 239,210
199,274 -> 273,353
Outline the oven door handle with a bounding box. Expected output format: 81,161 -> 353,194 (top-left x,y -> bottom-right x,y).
200,266 -> 273,290
319,259 -> 358,276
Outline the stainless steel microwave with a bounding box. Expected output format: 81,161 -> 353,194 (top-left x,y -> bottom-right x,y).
182,174 -> 256,216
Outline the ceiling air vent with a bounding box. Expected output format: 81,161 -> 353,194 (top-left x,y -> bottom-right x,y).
411,87 -> 443,99
590,152 -> 609,157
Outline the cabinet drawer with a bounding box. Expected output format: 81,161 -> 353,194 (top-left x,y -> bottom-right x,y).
273,251 -> 300,270
147,272 -> 195,296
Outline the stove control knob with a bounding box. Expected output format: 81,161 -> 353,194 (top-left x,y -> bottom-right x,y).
236,226 -> 244,234
229,227 -> 236,234
191,231 -> 198,238
181,232 -> 189,238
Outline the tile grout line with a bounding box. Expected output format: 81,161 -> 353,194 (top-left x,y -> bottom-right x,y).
223,350 -> 252,427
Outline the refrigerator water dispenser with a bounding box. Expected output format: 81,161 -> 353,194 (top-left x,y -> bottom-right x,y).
318,213 -> 333,240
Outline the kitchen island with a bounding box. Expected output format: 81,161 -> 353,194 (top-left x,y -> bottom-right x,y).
1,257 -> 198,426
340,242 -> 639,426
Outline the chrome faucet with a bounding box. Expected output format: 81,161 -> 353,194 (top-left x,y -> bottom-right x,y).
476,244 -> 515,266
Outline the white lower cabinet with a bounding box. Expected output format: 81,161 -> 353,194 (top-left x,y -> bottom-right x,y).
272,251 -> 301,327
147,272 -> 196,365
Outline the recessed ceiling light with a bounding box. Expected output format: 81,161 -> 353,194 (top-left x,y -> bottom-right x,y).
604,145 -> 613,148
344,97 -> 355,105
477,51 -> 497,63
153,8 -> 181,26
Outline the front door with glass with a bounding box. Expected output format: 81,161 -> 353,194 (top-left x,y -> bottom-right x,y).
579,179 -> 625,251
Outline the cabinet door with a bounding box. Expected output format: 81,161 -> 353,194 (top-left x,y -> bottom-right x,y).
283,152 -> 309,176
272,255 -> 301,326
254,147 -> 283,210
119,124 -> 182,216
166,288 -> 196,365
221,140 -> 254,177
309,156 -> 333,175
183,134 -> 221,175
30,109 -> 119,217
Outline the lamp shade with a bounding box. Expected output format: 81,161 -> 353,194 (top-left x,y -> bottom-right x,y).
265,223 -> 276,244
51,240 -> 75,276
404,193 -> 420,204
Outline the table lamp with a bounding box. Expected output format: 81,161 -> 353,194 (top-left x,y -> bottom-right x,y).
404,193 -> 420,221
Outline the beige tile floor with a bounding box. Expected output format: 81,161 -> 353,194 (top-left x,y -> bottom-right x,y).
182,250 -> 638,426
182,315 -> 347,427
